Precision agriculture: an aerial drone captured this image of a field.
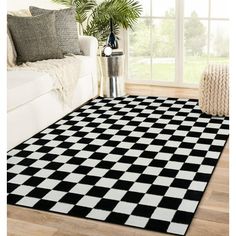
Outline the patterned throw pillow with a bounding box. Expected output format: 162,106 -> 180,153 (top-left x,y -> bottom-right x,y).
30,6 -> 82,55
7,12 -> 64,64
7,9 -> 31,67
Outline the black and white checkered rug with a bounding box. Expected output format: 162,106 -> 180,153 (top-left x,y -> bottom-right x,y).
7,96 -> 229,235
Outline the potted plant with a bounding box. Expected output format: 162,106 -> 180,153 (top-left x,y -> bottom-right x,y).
52,0 -> 142,46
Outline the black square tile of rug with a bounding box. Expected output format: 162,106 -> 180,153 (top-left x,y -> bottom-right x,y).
7,96 -> 229,235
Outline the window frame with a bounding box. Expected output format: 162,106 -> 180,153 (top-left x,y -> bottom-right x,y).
124,0 -> 229,88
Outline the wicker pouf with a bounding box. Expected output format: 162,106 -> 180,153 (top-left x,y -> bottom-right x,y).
199,64 -> 229,116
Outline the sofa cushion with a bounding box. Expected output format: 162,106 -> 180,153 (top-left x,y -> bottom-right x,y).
7,70 -> 54,111
8,9 -> 32,17
7,28 -> 17,67
7,55 -> 92,111
7,12 -> 64,64
30,6 -> 81,55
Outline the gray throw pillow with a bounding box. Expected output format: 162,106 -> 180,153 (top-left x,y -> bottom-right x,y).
7,12 -> 64,64
30,6 -> 81,55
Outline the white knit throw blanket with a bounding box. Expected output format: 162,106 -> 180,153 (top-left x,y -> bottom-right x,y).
8,55 -> 81,105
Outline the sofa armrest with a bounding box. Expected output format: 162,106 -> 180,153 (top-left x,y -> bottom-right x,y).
79,36 -> 99,97
79,36 -> 98,57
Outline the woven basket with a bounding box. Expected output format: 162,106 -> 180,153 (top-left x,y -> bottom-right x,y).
199,64 -> 229,116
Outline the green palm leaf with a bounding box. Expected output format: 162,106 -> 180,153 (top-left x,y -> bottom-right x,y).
52,0 -> 142,44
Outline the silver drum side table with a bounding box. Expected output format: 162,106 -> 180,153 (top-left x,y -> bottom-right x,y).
100,55 -> 125,98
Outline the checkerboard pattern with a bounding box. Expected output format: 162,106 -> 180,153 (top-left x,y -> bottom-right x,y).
7,96 -> 229,235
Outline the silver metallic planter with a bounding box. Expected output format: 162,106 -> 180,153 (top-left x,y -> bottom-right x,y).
100,55 -> 125,98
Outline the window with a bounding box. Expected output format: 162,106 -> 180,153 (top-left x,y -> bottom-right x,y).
126,0 -> 229,86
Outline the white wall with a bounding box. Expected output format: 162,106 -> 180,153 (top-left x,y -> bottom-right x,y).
7,0 -> 65,11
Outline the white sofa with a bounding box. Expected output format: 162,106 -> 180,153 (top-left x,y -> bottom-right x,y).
7,36 -> 98,151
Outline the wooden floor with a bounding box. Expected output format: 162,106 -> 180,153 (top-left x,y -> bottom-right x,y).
8,85 -> 229,236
